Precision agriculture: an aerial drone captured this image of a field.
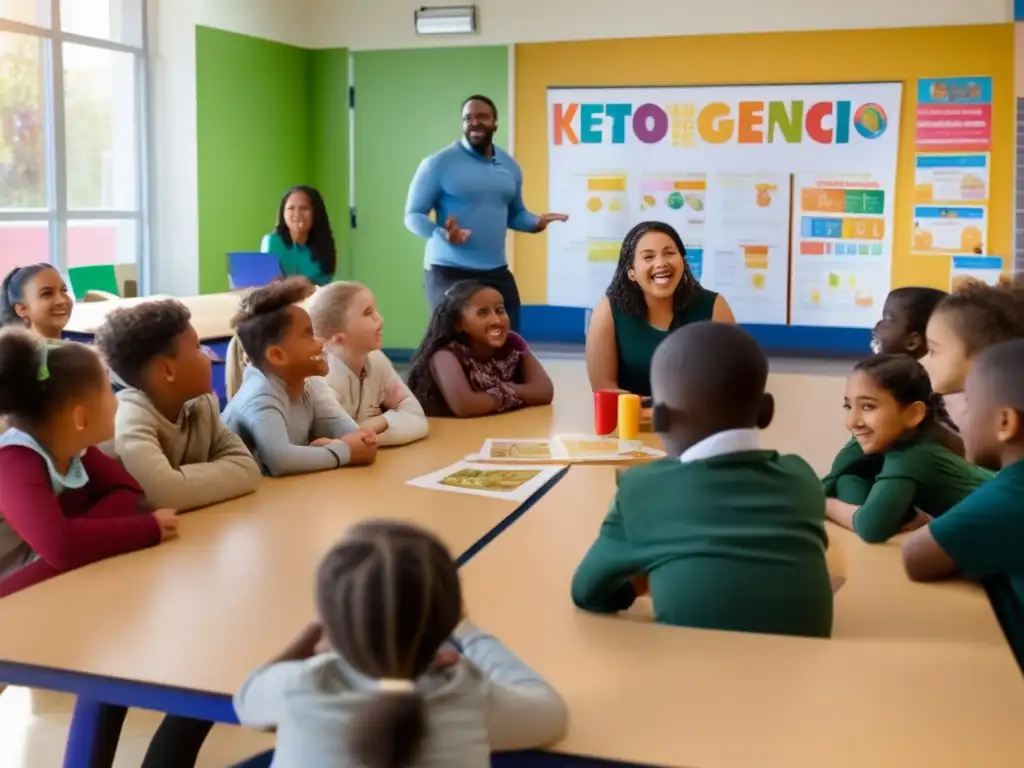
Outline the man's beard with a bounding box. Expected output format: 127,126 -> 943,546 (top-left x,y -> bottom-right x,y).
465,128 -> 493,150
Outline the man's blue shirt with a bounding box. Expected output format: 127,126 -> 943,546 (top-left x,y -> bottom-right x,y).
404,140 -> 539,271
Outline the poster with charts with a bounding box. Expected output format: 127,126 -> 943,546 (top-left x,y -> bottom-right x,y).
702,172 -> 791,325
790,173 -> 894,327
547,83 -> 902,329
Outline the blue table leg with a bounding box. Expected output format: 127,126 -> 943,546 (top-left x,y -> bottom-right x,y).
63,698 -> 124,768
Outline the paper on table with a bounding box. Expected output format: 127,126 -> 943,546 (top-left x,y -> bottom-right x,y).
465,435 -> 666,463
406,461 -> 566,503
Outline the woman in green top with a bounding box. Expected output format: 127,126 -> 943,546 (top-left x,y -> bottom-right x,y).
824,354 -> 993,543
260,185 -> 337,286
585,221 -> 735,398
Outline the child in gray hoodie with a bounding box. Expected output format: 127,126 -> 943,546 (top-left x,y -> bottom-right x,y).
235,520 -> 568,767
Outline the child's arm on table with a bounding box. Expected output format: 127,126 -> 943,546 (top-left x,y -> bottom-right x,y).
233,622 -> 323,731
821,439 -> 868,497
78,446 -> 149,517
826,475 -> 918,543
0,448 -> 162,575
570,497 -> 646,613
308,377 -> 363,441
430,350 -> 505,417
374,359 -> 428,446
510,341 -> 554,407
455,620 -> 569,751
246,400 -> 356,476
117,402 -> 260,511
903,491 -> 1024,582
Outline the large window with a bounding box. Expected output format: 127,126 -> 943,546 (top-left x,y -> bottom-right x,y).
0,0 -> 147,279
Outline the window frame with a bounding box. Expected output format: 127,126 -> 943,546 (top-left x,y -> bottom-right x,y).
0,0 -> 150,290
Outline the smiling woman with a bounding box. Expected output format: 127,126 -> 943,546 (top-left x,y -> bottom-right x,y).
0,264 -> 74,340
260,185 -> 338,287
585,221 -> 736,398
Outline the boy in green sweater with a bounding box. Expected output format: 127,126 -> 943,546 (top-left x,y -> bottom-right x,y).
571,322 -> 833,638
903,339 -> 1024,669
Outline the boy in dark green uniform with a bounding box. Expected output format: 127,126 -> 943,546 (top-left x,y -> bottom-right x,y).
571,322 -> 833,638
903,339 -> 1024,669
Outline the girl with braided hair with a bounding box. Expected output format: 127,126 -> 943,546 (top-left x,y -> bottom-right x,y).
234,521 -> 567,767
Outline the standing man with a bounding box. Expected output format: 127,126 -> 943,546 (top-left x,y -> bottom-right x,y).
404,95 -> 567,332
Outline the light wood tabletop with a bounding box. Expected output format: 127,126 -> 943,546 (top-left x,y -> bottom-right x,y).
0,358 -> 1017,768
459,466 -> 1024,768
0,447 -> 534,695
66,292 -> 243,340
828,523 -> 1007,644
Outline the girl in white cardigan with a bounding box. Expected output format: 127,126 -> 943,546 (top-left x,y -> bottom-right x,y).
307,281 -> 428,446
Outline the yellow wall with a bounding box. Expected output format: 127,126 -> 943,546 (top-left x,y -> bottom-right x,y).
513,25 -> 1014,305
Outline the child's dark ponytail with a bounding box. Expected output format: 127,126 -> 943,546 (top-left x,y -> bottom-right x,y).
350,692 -> 426,768
853,354 -> 936,425
0,328 -> 105,426
316,521 -> 462,768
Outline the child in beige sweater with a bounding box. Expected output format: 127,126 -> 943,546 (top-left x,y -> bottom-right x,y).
96,299 -> 261,511
307,282 -> 428,446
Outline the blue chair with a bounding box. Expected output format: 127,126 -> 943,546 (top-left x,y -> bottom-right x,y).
227,252 -> 281,289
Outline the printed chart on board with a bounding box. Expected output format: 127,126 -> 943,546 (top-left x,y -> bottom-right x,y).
546,83 -> 902,328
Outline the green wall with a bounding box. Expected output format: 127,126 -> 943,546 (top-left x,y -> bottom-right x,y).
352,47 -> 508,349
195,28 -> 349,293
307,48 -> 351,281
194,33 -> 508,349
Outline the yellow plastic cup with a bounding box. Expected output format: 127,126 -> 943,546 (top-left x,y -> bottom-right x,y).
617,394 -> 641,441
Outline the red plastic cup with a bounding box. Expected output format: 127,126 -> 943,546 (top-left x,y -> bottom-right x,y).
594,391 -> 620,436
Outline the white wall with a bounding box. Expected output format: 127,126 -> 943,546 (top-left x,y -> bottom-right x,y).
306,0 -> 1012,50
145,0 -> 308,294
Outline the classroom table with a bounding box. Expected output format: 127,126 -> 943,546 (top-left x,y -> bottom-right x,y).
65,292 -> 242,341
65,291 -> 243,406
460,467 -> 1024,768
0,424 -> 567,767
828,523 -> 1008,644
2,363 -> 1018,768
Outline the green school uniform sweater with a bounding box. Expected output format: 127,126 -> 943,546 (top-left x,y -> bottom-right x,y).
571,453 -> 833,638
929,459 -> 1024,670
822,435 -> 994,543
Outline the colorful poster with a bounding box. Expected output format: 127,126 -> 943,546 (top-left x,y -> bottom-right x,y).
914,155 -> 988,204
547,83 -> 902,328
790,174 -> 892,327
912,206 -> 986,256
950,255 -> 1003,291
702,172 -> 791,325
916,77 -> 992,152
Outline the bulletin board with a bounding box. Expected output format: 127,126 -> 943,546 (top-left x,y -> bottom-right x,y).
512,25 -> 1014,354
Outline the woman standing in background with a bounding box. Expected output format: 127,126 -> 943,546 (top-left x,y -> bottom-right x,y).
261,185 -> 338,286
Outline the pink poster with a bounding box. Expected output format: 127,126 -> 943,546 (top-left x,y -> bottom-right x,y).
915,77 -> 992,152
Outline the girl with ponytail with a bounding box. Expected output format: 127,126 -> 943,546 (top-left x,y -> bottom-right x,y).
822,354 -> 994,544
234,521 -> 567,767
0,263 -> 74,339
